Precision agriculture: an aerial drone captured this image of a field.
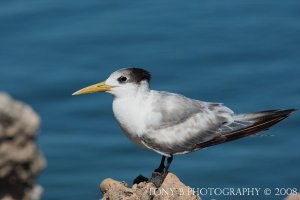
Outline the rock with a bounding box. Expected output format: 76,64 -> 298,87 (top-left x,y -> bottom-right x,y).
0,92 -> 46,200
285,194 -> 300,200
100,173 -> 201,200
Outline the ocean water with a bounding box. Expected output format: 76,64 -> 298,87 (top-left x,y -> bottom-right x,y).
0,0 -> 299,199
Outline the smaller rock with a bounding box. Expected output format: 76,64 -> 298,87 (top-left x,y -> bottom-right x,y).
100,178 -> 127,193
285,194 -> 300,200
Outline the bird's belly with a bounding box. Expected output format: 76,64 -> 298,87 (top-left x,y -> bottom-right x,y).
120,126 -> 147,149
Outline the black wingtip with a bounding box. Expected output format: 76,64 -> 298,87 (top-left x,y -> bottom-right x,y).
279,109 -> 297,117
259,109 -> 296,118
194,108 -> 296,150
287,108 -> 297,113
258,109 -> 296,114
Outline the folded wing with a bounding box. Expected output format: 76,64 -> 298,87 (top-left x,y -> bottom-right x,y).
141,91 -> 234,156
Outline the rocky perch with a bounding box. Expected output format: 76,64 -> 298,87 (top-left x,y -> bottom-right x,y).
0,92 -> 46,200
100,173 -> 201,200
100,173 -> 300,200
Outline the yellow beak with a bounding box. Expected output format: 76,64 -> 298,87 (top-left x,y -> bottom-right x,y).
72,81 -> 113,95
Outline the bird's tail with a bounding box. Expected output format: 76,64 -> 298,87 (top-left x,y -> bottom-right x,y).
196,109 -> 296,149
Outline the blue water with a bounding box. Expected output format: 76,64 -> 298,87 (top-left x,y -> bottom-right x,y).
1,1 -> 299,199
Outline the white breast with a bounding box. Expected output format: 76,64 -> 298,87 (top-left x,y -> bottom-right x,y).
112,96 -> 150,148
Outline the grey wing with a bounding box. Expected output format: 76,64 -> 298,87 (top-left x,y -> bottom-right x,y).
141,91 -> 234,156
218,120 -> 253,133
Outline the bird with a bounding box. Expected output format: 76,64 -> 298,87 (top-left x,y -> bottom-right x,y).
73,67 -> 295,187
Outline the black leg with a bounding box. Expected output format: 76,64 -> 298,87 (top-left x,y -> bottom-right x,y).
165,155 -> 173,171
154,156 -> 166,173
150,155 -> 173,188
150,156 -> 165,185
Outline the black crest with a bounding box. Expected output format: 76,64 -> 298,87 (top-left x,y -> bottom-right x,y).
127,68 -> 151,83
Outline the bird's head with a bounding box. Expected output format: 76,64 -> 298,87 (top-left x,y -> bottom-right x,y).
72,68 -> 151,97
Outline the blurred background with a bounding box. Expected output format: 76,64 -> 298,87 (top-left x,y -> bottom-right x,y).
0,0 -> 299,199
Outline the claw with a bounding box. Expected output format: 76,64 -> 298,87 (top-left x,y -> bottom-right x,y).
150,169 -> 168,188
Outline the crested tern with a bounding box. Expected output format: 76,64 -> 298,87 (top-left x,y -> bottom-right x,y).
73,68 -> 295,187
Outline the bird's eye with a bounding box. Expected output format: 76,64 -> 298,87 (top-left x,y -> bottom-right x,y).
118,76 -> 127,83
